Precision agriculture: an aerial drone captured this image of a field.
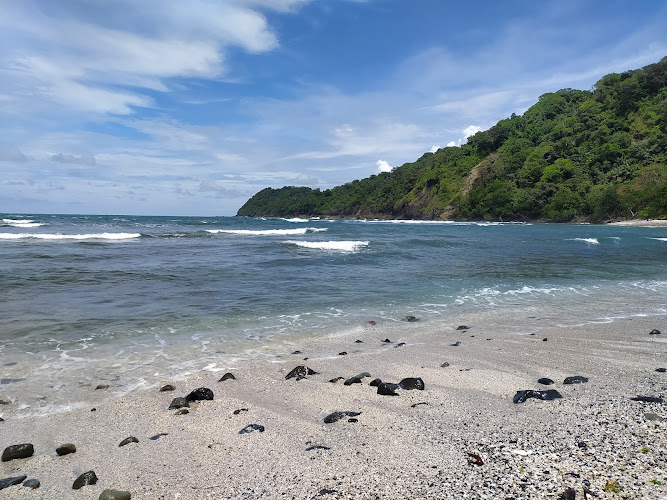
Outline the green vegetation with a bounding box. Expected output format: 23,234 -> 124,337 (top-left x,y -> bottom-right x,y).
237,57 -> 667,222
651,479 -> 663,486
604,480 -> 622,493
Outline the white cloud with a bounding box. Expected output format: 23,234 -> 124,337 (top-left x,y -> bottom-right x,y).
463,125 -> 482,138
429,145 -> 440,153
446,141 -> 456,147
376,160 -> 392,173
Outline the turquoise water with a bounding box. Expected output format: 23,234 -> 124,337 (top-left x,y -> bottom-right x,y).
1,214 -> 666,415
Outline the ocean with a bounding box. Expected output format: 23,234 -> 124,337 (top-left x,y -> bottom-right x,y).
1,214 -> 666,416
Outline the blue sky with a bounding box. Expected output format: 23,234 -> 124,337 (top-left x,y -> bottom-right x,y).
1,0 -> 666,216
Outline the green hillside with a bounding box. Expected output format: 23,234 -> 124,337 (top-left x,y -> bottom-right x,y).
238,57 -> 667,221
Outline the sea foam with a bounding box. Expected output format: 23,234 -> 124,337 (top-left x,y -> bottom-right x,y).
283,240 -> 369,252
206,228 -> 327,236
0,232 -> 141,240
567,238 -> 599,244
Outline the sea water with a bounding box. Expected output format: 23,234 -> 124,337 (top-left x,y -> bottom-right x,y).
1,214 -> 666,416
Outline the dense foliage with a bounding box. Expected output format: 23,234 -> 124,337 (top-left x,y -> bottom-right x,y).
238,57 -> 667,221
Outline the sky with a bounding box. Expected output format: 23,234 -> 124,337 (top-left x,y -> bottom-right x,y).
1,0 -> 666,216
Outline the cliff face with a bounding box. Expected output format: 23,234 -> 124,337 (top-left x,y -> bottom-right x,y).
238,57 -> 667,221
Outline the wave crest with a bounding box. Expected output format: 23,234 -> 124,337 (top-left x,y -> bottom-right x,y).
0,232 -> 142,241
283,240 -> 369,252
206,228 -> 327,236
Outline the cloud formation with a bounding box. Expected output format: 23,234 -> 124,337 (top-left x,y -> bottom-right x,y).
376,160 -> 392,173
51,154 -> 96,166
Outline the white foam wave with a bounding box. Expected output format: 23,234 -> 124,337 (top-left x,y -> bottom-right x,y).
567,238 -> 599,245
650,237 -> 667,242
5,222 -> 45,228
0,232 -> 141,241
363,219 -> 525,226
3,218 -> 34,223
282,218 -> 310,223
284,240 -> 369,252
206,228 -> 327,236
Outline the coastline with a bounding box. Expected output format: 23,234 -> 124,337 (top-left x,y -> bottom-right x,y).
606,219 -> 667,227
1,314 -> 665,499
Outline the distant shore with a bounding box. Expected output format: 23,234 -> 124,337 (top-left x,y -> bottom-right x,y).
1,312 -> 665,498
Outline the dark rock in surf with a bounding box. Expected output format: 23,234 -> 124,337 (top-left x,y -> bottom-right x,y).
399,377 -> 425,390
22,479 -> 40,489
377,382 -> 399,396
218,372 -> 236,382
118,436 -> 138,447
0,476 -> 27,490
185,387 -> 214,401
369,378 -> 382,387
239,424 -> 265,434
323,411 -> 361,423
630,396 -> 664,403
56,443 -> 76,456
168,397 -> 189,410
159,384 -> 175,392
404,316 -> 418,322
563,376 -> 588,385
538,378 -> 555,385
285,366 -> 318,380
99,490 -> 132,500
649,329 -> 661,335
72,470 -> 98,489
513,389 -> 563,404
2,443 -> 34,462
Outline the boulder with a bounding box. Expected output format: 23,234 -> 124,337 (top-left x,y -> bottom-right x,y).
73,470 -> 98,489
2,443 -> 34,462
185,387 -> 214,402
0,475 -> 27,490
56,443 -> 76,456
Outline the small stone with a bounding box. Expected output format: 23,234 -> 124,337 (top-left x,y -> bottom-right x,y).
175,408 -> 189,415
2,443 -> 34,462
73,470 -> 98,489
367,320 -> 376,325
542,338 -> 548,341
291,350 -> 302,355
323,411 -> 361,423
347,418 -> 358,423
355,340 -> 363,343
450,341 -> 461,346
118,436 -> 139,447
563,375 -> 588,384
343,377 -> 362,385
285,366 -> 318,380
23,479 -> 40,489
649,329 -> 661,335
168,397 -> 189,410
399,377 -> 425,390
377,382 -> 399,396
0,396 -> 12,404
218,372 -> 236,382
56,443 -> 76,456
338,352 -> 347,356
99,489 -> 132,500
440,362 -> 450,368
329,377 -> 344,383
456,325 -> 470,330
411,402 -> 430,408
382,338 -> 391,343
577,441 -> 587,449
630,395 -> 663,403
305,445 -> 330,451
656,368 -> 666,373
159,384 -> 175,392
538,378 -> 555,385
369,378 -> 382,387
239,424 -> 265,434
404,316 -> 418,322
644,412 -> 664,421
395,342 -> 406,348
233,408 -> 248,415
91,408 -> 96,411
513,389 -> 563,404
0,475 -> 27,490
95,384 -> 109,390
149,433 -> 168,441
185,387 -> 214,401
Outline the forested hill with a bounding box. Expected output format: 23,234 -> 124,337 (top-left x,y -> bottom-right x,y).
237,57 -> 667,222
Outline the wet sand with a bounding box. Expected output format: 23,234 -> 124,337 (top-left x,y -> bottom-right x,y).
1,314 -> 666,499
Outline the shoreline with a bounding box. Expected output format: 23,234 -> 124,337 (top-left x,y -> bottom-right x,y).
1,314 -> 665,498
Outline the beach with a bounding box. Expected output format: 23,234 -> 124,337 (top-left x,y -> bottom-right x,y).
2,313 -> 665,499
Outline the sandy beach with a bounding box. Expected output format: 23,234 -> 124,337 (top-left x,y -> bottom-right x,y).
1,313 -> 666,499
607,220 -> 667,227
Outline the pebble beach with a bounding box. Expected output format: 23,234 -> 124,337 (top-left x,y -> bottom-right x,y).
1,313 -> 665,499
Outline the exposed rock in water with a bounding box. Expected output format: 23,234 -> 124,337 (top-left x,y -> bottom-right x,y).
323,411 -> 361,423
239,424 -> 265,434
404,315 -> 418,322
369,378 -> 382,387
630,395 -> 664,403
185,387 -> 214,401
513,389 -> 563,404
377,382 -> 399,396
159,384 -> 175,392
218,372 -> 236,382
2,443 -> 34,462
649,329 -> 661,335
563,376 -> 588,384
168,397 -> 189,410
56,443 -> 76,456
538,378 -> 555,385
399,377 -> 425,390
118,437 -> 139,447
0,475 -> 27,490
285,365 -> 318,380
72,470 -> 98,489
23,479 -> 40,489
99,489 -> 132,500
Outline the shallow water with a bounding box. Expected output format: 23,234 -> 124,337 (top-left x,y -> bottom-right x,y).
1,214 -> 666,416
